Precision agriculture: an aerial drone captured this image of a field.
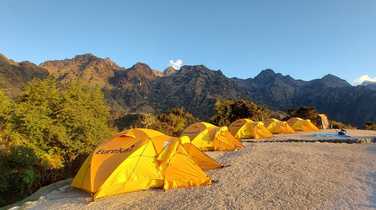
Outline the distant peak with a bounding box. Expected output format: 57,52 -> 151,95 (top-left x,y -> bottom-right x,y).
180,65 -> 209,71
0,53 -> 18,65
73,53 -> 99,61
361,80 -> 376,86
254,69 -> 277,80
309,73 -> 351,87
0,53 -> 10,63
163,66 -> 177,76
321,74 -> 348,84
260,69 -> 276,74
321,74 -> 340,80
128,63 -> 154,75
131,62 -> 151,69
41,53 -> 119,70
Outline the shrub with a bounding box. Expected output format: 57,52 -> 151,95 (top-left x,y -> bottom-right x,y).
155,108 -> 198,136
0,146 -> 40,206
211,99 -> 271,126
115,113 -> 159,131
365,122 -> 376,130
0,90 -> 13,124
0,78 -> 112,206
10,78 -> 112,164
287,106 -> 321,123
330,120 -> 354,129
116,108 -> 198,136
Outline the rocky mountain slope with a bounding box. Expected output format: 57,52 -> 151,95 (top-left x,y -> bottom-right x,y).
39,55 -> 243,118
0,54 -> 48,96
40,54 -> 121,88
234,70 -> 376,126
151,65 -> 247,118
1,53 -> 375,126
361,81 -> 376,91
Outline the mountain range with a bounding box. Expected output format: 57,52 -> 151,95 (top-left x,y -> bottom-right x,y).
360,81 -> 376,91
1,53 -> 375,126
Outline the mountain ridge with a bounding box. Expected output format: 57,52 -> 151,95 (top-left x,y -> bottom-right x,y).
0,54 -> 48,96
1,52 -> 375,126
361,81 -> 376,90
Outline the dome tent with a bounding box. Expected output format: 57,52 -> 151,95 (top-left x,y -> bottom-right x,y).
72,128 -> 212,199
287,117 -> 320,132
229,119 -> 272,139
123,129 -> 223,171
264,118 -> 295,134
178,136 -> 223,170
181,122 -> 244,151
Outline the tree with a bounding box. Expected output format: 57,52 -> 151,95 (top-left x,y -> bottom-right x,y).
156,107 -> 198,136
0,146 -> 40,206
116,107 -> 198,136
0,78 -> 113,207
0,90 -> 21,146
12,78 -> 112,166
0,90 -> 13,124
287,106 -> 323,126
211,99 -> 271,126
365,122 -> 376,130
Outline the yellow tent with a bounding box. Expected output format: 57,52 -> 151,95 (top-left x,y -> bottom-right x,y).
229,119 -> 272,139
178,136 -> 223,170
72,128 -> 212,199
264,118 -> 295,134
123,129 -> 222,171
287,117 -> 320,132
181,122 -> 244,151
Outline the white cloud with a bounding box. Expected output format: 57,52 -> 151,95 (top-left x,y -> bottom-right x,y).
168,59 -> 183,70
353,75 -> 376,85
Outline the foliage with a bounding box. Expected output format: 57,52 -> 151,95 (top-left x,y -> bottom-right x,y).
0,78 -> 112,206
287,106 -> 321,123
287,106 -> 356,129
0,146 -> 40,206
287,106 -> 324,127
154,108 -> 198,136
0,90 -> 13,124
9,78 -> 112,163
211,99 -> 271,126
116,113 -> 159,131
0,90 -> 18,146
330,120 -> 354,129
117,108 -> 198,136
364,122 -> 376,130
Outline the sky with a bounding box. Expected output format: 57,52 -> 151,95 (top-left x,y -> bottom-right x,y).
1,0 -> 375,84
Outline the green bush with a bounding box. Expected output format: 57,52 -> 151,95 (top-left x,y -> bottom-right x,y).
0,146 -> 40,206
211,99 -> 271,126
115,113 -> 159,131
155,108 -> 198,136
365,122 -> 376,130
0,90 -> 13,124
0,78 -> 112,206
10,78 -> 112,164
330,120 -> 354,129
287,106 -> 320,123
117,108 -> 198,136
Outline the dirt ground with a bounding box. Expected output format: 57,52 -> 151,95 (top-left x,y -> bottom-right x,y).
15,136 -> 376,210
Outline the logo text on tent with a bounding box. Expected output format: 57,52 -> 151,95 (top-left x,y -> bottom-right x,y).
96,145 -> 135,155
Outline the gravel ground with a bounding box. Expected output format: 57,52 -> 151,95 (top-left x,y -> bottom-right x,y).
11,131 -> 376,210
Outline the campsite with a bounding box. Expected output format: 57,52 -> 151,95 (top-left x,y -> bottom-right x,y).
4,115 -> 376,209
2,1 -> 376,209
8,129 -> 376,210
1,71 -> 376,210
